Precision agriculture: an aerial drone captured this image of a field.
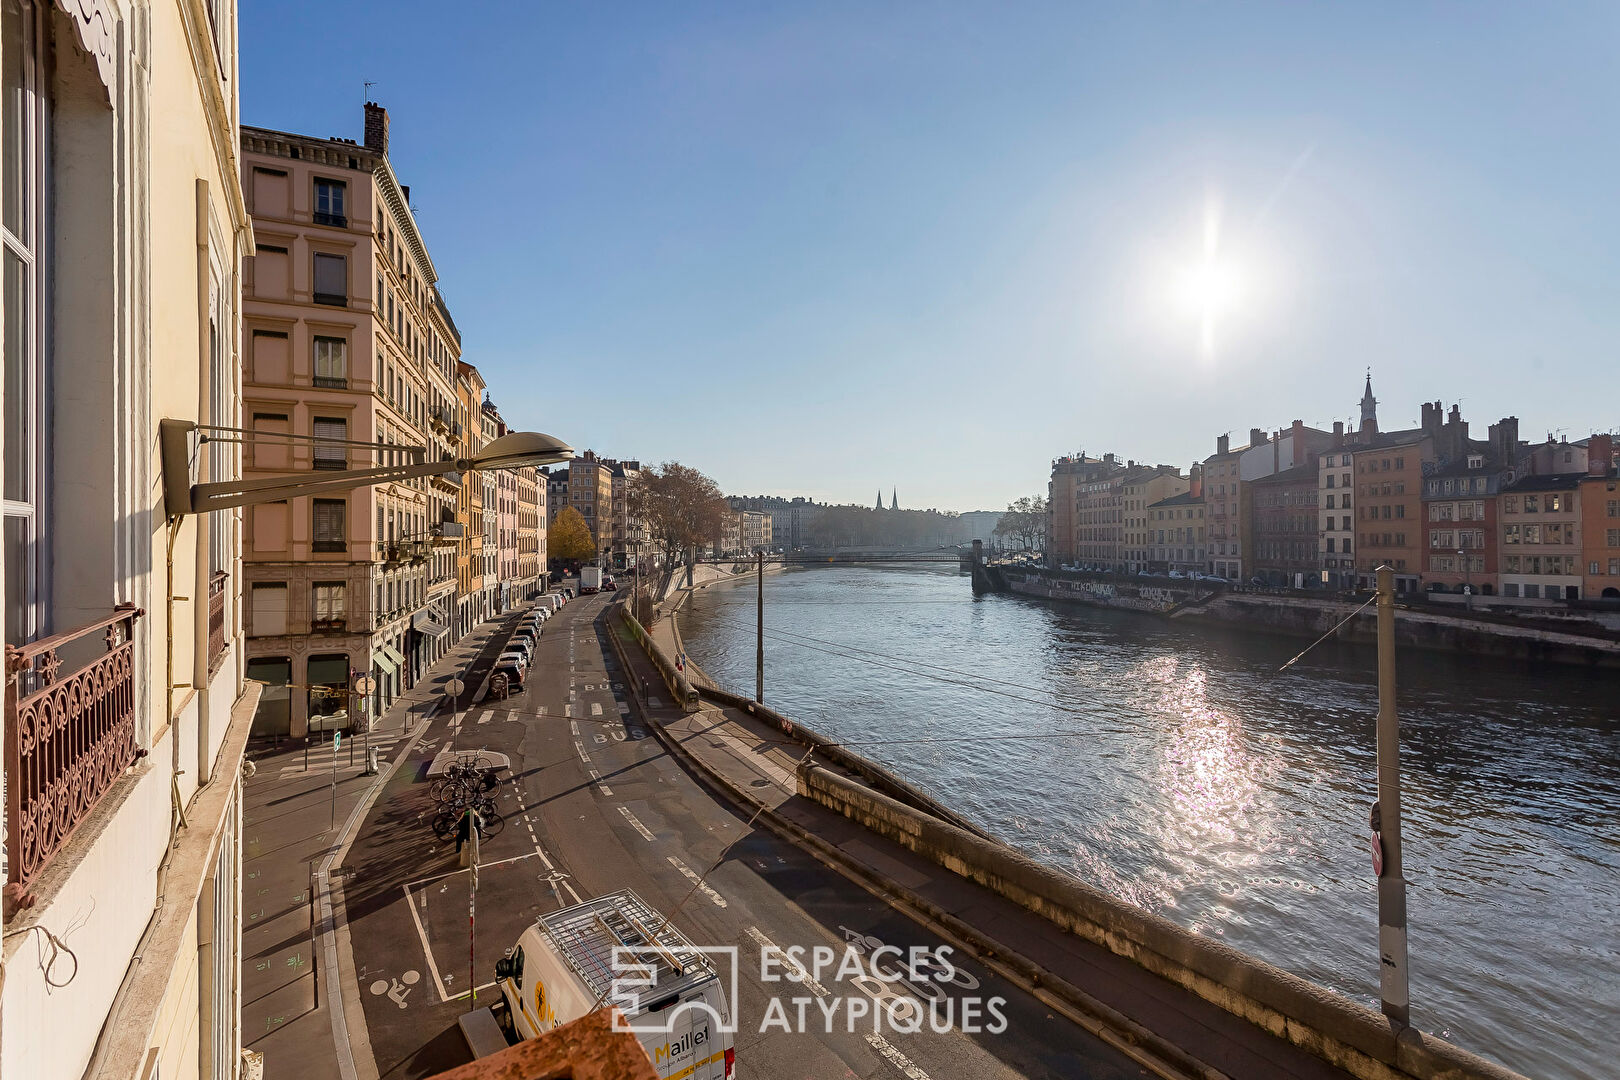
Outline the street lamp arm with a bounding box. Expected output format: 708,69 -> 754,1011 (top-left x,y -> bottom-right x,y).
160,418 -> 573,517
189,458 -> 472,514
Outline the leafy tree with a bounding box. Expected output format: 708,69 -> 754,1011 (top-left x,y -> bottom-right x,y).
550,505 -> 597,563
640,462 -> 727,567
993,495 -> 1046,550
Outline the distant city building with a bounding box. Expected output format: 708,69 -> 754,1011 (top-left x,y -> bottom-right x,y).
1146,480 -> 1207,575
727,495 -> 823,549
1579,434 -> 1620,600
1122,467 -> 1188,572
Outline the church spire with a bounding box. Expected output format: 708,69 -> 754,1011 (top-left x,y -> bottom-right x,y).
891,488 -> 898,511
876,489 -> 884,510
1360,369 -> 1378,433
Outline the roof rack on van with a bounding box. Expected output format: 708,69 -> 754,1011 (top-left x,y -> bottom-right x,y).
538,891 -> 710,1004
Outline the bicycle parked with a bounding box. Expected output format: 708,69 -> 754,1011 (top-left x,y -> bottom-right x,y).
428,750 -> 506,840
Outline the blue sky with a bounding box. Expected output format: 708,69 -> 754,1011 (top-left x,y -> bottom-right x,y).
241,2 -> 1620,512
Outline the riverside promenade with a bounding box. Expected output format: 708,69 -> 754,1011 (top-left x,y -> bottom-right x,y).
630,600 -> 1526,1080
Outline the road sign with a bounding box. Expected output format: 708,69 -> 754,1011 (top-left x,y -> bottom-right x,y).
354,674 -> 376,696
334,732 -> 342,752
445,677 -> 465,696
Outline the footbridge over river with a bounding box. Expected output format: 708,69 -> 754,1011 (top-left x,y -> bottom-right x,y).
696,546 -> 971,567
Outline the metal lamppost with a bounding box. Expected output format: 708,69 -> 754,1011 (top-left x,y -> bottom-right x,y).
1372,565 -> 1410,1028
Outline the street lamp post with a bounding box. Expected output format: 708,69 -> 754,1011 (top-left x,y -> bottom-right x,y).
1373,565 -> 1410,1028
1458,547 -> 1472,610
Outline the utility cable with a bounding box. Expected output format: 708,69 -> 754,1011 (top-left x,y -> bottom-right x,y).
3,922 -> 80,988
1276,595 -> 1376,673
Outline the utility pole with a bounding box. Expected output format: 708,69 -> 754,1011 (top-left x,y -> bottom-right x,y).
1373,564 -> 1410,1028
755,549 -> 764,704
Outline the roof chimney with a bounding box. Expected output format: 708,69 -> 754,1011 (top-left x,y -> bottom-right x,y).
1188,463 -> 1203,499
1589,434 -> 1614,477
364,101 -> 389,155
1216,434 -> 1230,456
1250,427 -> 1267,448
1333,420 -> 1345,442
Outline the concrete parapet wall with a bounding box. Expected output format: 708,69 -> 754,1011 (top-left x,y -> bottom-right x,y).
697,684 -> 989,839
799,764 -> 1526,1080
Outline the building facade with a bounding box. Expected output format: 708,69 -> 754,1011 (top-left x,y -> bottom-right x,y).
1249,461 -> 1322,587
1499,474 -> 1583,601
727,495 -> 822,550
1580,437 -> 1620,600
1121,468 -> 1187,572
2,2 -> 258,1077
239,104 -> 462,734
1318,432 -> 1357,589
1203,436 -> 1245,580
740,510 -> 773,553
456,363 -> 487,633
1146,488 -> 1207,574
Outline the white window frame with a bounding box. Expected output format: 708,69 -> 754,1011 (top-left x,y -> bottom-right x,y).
4,0 -> 50,645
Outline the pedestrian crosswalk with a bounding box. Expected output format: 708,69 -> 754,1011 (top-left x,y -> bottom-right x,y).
272,729 -> 408,780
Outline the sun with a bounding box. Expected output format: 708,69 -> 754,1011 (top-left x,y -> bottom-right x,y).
1169,199 -> 1249,360
1175,260 -> 1244,319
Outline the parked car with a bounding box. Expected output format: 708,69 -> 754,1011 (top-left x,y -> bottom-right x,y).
602,580 -> 617,591
563,587 -> 576,599
492,659 -> 526,691
499,646 -> 530,668
511,628 -> 539,652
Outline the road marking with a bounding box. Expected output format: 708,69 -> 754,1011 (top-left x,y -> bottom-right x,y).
588,768 -> 614,797
475,710 -> 492,725
537,705 -> 547,716
667,855 -> 727,908
866,1033 -> 931,1080
617,806 -> 655,842
569,720 -> 580,736
744,926 -> 826,995
590,702 -> 603,717
404,884 -> 451,1002
574,741 -> 591,764
618,703 -> 630,716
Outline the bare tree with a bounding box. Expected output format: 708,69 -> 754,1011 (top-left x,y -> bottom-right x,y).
993,495 -> 1046,551
639,462 -> 727,568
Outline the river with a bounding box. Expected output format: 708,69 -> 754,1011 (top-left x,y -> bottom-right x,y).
678,564 -> 1619,1080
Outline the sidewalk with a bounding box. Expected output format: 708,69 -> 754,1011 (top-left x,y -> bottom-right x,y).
240,610 -> 526,1079
618,609 -> 1349,1080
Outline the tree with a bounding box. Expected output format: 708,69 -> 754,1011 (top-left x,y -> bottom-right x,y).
639,462 -> 727,567
994,495 -> 1047,551
550,506 -> 597,563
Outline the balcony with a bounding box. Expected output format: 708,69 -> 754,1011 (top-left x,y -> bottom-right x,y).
313,375 -> 348,390
310,617 -> 347,634
208,571 -> 229,673
313,210 -> 348,228
5,605 -> 143,907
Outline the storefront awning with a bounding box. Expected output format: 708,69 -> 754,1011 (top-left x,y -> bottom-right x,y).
382,645 -> 408,669
371,649 -> 398,675
412,610 -> 451,638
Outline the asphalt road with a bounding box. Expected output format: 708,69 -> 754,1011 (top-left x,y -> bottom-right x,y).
343,588 -> 1151,1080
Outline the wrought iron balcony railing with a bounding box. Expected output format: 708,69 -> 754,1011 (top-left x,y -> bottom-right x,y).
208,571 -> 229,674
5,605 -> 143,907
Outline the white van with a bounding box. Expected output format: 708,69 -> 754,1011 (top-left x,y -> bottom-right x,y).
545,593 -> 565,612
494,891 -> 733,1079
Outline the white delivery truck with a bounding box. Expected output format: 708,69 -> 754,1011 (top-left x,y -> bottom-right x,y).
493,891 -> 734,1079
579,566 -> 603,594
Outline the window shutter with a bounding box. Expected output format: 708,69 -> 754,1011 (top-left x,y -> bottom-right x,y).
313,418 -> 346,468
313,253 -> 347,301
251,583 -> 288,636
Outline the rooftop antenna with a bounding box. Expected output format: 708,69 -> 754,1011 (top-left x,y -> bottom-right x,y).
364,80 -> 376,102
